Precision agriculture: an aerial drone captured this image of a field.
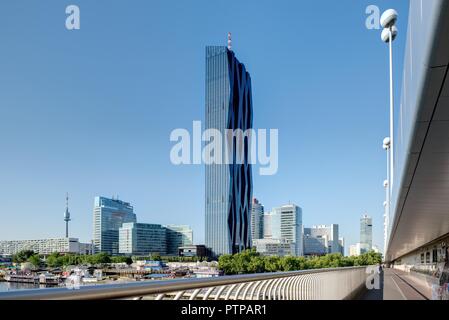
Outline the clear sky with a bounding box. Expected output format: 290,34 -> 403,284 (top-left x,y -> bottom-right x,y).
0,0 -> 409,253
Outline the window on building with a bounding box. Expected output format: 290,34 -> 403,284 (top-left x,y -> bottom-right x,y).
432,249 -> 438,263
421,253 -> 425,264
426,252 -> 430,264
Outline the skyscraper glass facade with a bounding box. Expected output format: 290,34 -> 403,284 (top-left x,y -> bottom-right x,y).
93,196 -> 136,255
250,198 -> 264,240
360,214 -> 373,253
205,46 -> 253,257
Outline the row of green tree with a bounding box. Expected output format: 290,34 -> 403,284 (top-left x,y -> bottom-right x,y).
11,250 -> 208,268
12,251 -> 133,268
218,250 -> 382,275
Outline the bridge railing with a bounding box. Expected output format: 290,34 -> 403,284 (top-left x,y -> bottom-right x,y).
0,266 -> 368,300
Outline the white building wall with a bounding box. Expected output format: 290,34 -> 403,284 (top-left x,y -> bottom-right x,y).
0,238 -> 83,255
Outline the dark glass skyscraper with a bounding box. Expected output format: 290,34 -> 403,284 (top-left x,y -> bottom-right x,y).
205,46 -> 253,257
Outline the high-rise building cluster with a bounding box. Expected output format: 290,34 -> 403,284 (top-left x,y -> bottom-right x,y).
252,203 -> 303,256
304,225 -> 344,256
0,196 -> 194,257
249,198 -> 345,257
0,39 -> 351,261
93,196 -> 193,256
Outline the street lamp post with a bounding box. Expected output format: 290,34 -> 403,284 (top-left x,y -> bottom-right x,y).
383,137 -> 391,255
383,200 -> 388,255
380,9 -> 398,259
380,9 -> 398,255
381,9 -> 398,190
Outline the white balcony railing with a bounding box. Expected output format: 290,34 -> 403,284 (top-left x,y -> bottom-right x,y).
0,266 -> 368,300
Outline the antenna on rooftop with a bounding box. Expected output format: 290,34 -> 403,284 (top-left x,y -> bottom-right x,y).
227,32 -> 232,51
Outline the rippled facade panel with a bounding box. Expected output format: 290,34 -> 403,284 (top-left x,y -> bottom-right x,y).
205,46 -> 253,257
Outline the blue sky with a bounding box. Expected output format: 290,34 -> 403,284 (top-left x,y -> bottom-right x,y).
0,1 -> 409,253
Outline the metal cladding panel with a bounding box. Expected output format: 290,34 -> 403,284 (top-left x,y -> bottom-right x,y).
226,49 -> 253,254
387,0 -> 449,261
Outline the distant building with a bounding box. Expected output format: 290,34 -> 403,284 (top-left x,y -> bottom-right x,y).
0,238 -> 90,255
164,225 -> 193,256
135,260 -> 165,272
349,243 -> 362,257
178,245 -> 208,258
119,223 -> 166,256
263,212 -> 274,239
253,239 -> 295,257
250,198 -> 264,241
360,214 -> 373,254
303,236 -> 327,256
303,224 -> 340,255
92,196 -> 137,255
270,204 -> 303,256
338,237 -> 345,256
79,242 -> 93,255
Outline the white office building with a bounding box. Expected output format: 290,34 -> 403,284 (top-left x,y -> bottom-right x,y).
349,243 -> 362,257
263,213 -> 273,239
0,238 -> 91,255
269,204 -> 303,256
119,223 -> 167,256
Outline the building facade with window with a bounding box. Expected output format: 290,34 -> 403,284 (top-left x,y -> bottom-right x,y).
178,245 -> 208,258
0,238 -> 90,255
303,224 -> 340,256
204,45 -> 253,257
252,238 -> 295,257
119,222 -> 167,256
93,196 -> 137,255
165,225 -> 193,255
270,204 -> 303,256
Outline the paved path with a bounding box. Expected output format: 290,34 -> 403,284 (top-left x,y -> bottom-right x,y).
360,268 -> 430,300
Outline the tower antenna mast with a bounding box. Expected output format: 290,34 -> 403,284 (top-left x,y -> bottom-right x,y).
64,192 -> 71,238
